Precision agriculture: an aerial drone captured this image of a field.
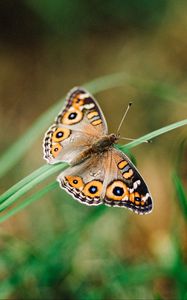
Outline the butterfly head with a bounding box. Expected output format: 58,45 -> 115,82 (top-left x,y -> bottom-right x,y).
109,133 -> 119,144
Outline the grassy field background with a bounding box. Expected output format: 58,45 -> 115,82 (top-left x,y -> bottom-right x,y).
0,1 -> 187,299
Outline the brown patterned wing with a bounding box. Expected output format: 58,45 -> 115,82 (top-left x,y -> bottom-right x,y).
43,87 -> 108,164
56,87 -> 108,134
43,124 -> 94,164
57,151 -> 111,206
103,148 -> 153,215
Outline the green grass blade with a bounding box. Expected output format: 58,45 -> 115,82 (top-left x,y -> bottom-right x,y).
120,118 -> 187,151
0,163 -> 67,204
0,164 -> 49,203
173,172 -> 187,220
0,181 -> 58,223
0,163 -> 67,212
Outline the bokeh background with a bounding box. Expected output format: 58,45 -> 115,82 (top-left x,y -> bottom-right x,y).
0,0 -> 187,299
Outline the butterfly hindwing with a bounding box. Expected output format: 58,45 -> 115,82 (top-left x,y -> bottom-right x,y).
103,148 -> 153,214
43,87 -> 108,164
57,151 -> 110,206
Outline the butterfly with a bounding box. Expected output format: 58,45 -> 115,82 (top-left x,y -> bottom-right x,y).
43,87 -> 153,214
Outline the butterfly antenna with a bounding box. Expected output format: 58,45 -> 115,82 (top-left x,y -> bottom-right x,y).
116,102 -> 132,136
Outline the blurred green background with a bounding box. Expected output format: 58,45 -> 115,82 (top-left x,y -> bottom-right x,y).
0,0 -> 187,299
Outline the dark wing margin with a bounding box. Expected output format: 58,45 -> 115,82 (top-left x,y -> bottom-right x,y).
56,87 -> 108,134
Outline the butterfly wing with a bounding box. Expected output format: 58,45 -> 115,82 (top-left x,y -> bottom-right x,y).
57,147 -> 153,214
103,148 -> 153,214
57,151 -> 111,206
56,87 -> 108,133
43,87 -> 108,164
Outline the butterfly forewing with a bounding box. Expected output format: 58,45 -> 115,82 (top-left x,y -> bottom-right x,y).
56,87 -> 108,134
43,87 -> 108,164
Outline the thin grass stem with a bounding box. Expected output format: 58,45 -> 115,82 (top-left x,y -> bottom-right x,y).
120,119 -> 187,151
0,181 -> 58,223
0,164 -> 49,203
0,163 -> 67,212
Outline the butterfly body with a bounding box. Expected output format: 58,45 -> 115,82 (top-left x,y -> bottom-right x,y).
71,133 -> 118,166
91,133 -> 117,153
43,87 -> 153,214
